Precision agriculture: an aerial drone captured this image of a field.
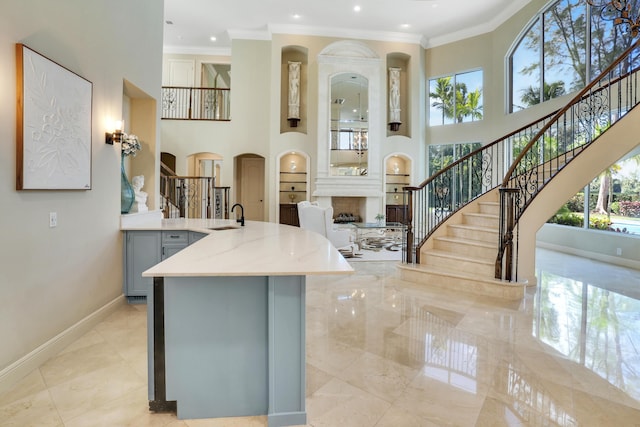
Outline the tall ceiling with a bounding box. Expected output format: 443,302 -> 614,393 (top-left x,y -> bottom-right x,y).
163,0 -> 531,53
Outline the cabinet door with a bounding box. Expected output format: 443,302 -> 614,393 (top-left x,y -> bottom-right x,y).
386,205 -> 408,224
279,204 -> 299,226
162,244 -> 188,260
162,231 -> 189,260
189,231 -> 207,244
124,231 -> 161,299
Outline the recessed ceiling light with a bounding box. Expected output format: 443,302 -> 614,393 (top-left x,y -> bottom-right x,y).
210,36 -> 217,42
401,23 -> 410,29
292,13 -> 301,19
354,5 -> 361,12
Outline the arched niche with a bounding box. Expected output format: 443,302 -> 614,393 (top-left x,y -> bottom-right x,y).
384,153 -> 413,224
386,52 -> 411,138
276,150 -> 310,226
314,40 -> 383,222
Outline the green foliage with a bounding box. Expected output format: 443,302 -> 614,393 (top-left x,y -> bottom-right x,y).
520,81 -> 566,107
610,201 -> 620,215
566,194 -> 584,212
589,217 -> 611,230
430,76 -> 483,124
548,205 -> 583,226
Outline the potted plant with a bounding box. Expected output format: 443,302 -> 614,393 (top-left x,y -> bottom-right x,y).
375,213 -> 385,225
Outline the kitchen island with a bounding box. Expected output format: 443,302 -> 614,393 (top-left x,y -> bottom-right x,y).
136,218 -> 353,426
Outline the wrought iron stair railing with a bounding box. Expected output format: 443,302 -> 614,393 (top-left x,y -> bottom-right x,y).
496,39 -> 640,280
160,162 -> 230,219
404,112 -> 558,264
404,39 -> 640,277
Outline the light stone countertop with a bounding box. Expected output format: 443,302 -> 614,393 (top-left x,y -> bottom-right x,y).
128,218 -> 354,277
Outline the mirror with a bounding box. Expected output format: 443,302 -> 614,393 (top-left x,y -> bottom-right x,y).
330,73 -> 368,176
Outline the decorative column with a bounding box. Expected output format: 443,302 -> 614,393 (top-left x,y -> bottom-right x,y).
388,67 -> 401,131
288,61 -> 301,127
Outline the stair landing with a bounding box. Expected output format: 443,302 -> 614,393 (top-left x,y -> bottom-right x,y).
397,263 -> 527,300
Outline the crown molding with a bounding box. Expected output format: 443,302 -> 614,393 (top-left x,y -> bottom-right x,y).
268,24 -> 424,45
163,45 -> 232,56
425,0 -> 530,48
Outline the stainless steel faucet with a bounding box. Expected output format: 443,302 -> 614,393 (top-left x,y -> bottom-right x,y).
231,203 -> 245,226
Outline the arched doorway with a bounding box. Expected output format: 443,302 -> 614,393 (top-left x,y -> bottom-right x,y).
187,152 -> 223,186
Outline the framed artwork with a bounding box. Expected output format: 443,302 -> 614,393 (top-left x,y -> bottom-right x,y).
16,44 -> 93,190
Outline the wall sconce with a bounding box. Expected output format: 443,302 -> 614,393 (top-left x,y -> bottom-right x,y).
106,120 -> 124,145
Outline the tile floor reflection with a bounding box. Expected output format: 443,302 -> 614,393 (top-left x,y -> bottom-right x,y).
1,248 -> 639,426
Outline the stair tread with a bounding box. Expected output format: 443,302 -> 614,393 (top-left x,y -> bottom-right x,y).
423,249 -> 494,265
434,235 -> 497,248
463,212 -> 498,218
448,223 -> 499,232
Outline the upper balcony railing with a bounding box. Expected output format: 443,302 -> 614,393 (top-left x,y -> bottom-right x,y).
161,86 -> 230,121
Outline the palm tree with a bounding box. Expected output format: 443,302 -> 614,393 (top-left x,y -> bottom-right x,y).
454,82 -> 468,123
520,81 -> 566,106
465,89 -> 483,122
430,77 -> 454,123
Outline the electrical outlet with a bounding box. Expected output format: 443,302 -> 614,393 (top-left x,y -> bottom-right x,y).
616,247 -> 622,256
49,212 -> 57,228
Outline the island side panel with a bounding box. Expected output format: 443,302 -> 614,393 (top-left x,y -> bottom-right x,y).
164,276 -> 269,420
268,276 -> 307,427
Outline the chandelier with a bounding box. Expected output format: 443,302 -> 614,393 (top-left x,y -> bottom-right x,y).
586,0 -> 640,37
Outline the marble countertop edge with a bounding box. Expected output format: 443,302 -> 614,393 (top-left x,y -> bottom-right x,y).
129,218 -> 354,277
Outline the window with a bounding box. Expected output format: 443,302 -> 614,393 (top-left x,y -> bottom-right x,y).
428,142 -> 483,204
509,0 -> 639,113
548,156 -> 640,236
429,70 -> 483,126
428,142 -> 482,174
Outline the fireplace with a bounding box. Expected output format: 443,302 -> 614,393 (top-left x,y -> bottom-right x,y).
332,197 -> 365,223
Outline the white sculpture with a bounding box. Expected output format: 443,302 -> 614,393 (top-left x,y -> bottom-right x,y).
288,61 -> 301,126
388,67 -> 402,130
131,175 -> 148,213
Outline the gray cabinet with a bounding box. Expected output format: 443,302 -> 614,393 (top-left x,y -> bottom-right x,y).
124,231 -> 161,303
161,231 -> 188,260
124,230 -> 206,303
188,231 -> 207,244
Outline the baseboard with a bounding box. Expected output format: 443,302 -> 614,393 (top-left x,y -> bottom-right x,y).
0,295 -> 125,395
537,241 -> 640,270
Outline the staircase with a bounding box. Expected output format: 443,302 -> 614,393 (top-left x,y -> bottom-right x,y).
399,190 -> 527,300
399,39 -> 640,300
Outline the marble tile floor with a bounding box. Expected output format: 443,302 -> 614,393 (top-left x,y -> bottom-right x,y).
2,248 -> 640,426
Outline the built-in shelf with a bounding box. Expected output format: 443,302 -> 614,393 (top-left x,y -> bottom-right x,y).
278,154 -> 308,209
385,158 -> 410,206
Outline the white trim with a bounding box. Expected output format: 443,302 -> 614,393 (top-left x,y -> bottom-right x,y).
0,296 -> 125,395
269,24 -> 424,45
163,45 -> 232,57
227,29 -> 272,41
426,0 -> 531,48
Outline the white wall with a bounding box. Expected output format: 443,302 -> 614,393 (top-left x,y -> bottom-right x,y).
0,0 -> 163,379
